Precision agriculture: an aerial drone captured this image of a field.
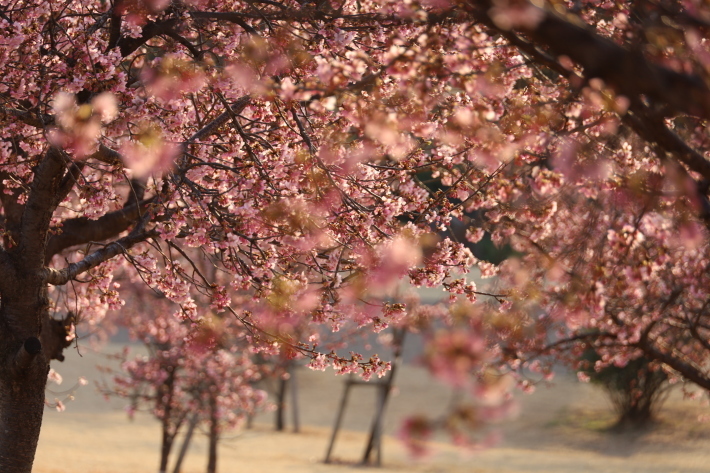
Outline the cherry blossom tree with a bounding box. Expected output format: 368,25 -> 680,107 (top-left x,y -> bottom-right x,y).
3,0 -> 710,471
103,264 -> 270,473
109,298 -> 268,473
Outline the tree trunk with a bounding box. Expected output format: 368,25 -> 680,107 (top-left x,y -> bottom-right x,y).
0,301 -> 52,473
171,414 -> 198,473
158,369 -> 178,473
0,146 -> 69,472
275,377 -> 287,431
159,430 -> 174,473
0,356 -> 48,473
206,397 -> 218,473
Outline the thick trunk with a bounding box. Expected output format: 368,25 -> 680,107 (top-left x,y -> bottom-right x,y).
0,146 -> 71,472
0,268 -> 69,472
0,303 -> 51,473
0,357 -> 48,473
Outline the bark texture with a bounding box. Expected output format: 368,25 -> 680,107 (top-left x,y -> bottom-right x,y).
0,357 -> 48,473
0,149 -> 64,472
0,282 -> 53,473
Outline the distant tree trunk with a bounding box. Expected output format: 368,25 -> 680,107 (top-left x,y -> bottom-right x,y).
206,397 -> 218,473
158,368 -> 178,473
275,376 -> 287,431
580,348 -> 671,430
171,413 -> 199,473
159,428 -> 174,473
616,403 -> 654,429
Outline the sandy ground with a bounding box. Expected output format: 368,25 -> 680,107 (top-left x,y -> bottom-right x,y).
33,342 -> 710,473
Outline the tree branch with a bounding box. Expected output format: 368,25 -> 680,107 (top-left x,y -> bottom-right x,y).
125,177 -> 148,208
640,338 -> 710,391
0,174 -> 26,244
291,108 -> 316,154
473,6 -> 710,183
107,9 -> 122,52
45,198 -> 154,263
190,11 -> 260,35
189,9 -> 460,26
55,161 -> 85,208
511,5 -> 710,119
42,229 -> 158,286
186,95 -> 251,144
40,313 -> 74,362
623,108 -> 710,182
0,106 -> 53,128
86,144 -> 122,166
0,250 -> 16,295
116,19 -> 180,57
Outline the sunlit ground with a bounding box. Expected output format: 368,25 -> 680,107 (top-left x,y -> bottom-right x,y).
34,342 -> 710,473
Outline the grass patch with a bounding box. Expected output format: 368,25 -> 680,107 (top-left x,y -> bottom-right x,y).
545,407 -> 617,432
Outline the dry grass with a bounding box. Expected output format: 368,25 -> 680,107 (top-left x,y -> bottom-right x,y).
33,345 -> 710,473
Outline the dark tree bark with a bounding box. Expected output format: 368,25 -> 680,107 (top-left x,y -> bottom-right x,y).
158,368 -> 179,473
206,396 -> 218,473
0,148 -> 66,473
0,329 -> 47,473
0,279 -> 53,473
